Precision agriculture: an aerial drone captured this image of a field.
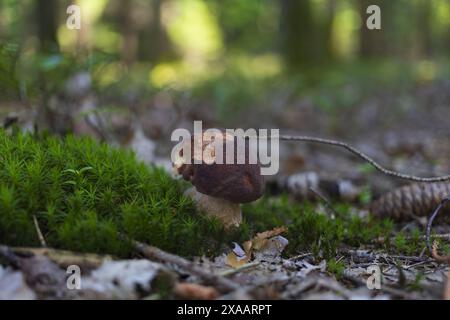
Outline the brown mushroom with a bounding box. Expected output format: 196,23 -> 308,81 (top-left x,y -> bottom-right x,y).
173,129 -> 264,227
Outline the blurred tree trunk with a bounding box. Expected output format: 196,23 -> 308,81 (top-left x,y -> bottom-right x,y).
138,0 -> 175,63
118,0 -> 138,65
116,0 -> 174,65
279,0 -> 316,70
323,0 -> 337,61
74,0 -> 90,53
418,0 -> 432,57
36,0 -> 60,53
0,1 -> 3,37
359,0 -> 386,58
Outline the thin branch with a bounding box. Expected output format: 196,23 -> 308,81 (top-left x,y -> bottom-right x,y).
220,261 -> 260,277
84,113 -> 109,142
309,187 -> 340,218
425,196 -> 450,254
33,215 -> 47,247
129,238 -> 239,293
12,247 -> 110,270
279,135 -> 450,182
342,273 -> 420,299
374,233 -> 450,244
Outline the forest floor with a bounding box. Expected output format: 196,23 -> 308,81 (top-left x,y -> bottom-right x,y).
1,74 -> 450,300
1,226 -> 449,299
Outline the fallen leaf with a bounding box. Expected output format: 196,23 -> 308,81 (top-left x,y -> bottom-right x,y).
232,242 -> 247,259
226,226 -> 288,268
242,240 -> 253,254
226,251 -> 250,268
252,226 -> 287,250
254,236 -> 289,262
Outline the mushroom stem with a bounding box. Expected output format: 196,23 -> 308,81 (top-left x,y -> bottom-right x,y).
185,187 -> 242,228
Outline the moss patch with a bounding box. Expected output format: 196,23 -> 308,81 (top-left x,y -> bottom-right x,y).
0,130 -> 245,257
243,197 -> 396,260
1,130 -> 443,260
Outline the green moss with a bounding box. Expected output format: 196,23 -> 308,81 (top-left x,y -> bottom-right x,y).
0,130 -> 239,257
243,196 -> 395,260
0,130 -> 434,260
326,259 -> 345,279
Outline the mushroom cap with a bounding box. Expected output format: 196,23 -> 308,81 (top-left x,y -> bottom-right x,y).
174,129 -> 264,203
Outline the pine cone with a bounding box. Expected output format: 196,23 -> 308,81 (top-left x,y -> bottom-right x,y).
371,182 -> 450,220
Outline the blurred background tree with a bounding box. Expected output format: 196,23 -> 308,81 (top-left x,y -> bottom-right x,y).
0,0 -> 449,124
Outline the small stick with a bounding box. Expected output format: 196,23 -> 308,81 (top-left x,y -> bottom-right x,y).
289,252 -> 312,261
220,261 -> 260,277
374,233 -> 450,244
33,215 -> 47,247
309,187 -> 340,218
279,135 -> 450,182
130,239 -> 239,293
425,196 -> 450,254
342,273 -> 420,299
12,247 -> 110,270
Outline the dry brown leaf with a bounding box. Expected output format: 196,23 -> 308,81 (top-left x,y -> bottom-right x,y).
225,251 -> 250,268
253,226 -> 287,250
225,226 -> 287,268
174,282 -> 219,300
242,240 -> 252,253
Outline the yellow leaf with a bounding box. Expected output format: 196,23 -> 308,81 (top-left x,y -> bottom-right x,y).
252,226 -> 287,250
226,251 -> 250,268
242,240 -> 252,254
226,226 -> 287,268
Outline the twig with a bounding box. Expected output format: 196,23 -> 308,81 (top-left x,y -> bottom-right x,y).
220,261 -> 260,277
403,260 -> 432,270
289,252 -> 312,261
374,233 -> 450,244
130,239 -> 239,293
425,196 -> 450,254
84,113 -> 109,142
33,215 -> 47,247
309,187 -> 340,218
12,247 -> 110,270
342,273 -> 420,299
279,135 -> 450,182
